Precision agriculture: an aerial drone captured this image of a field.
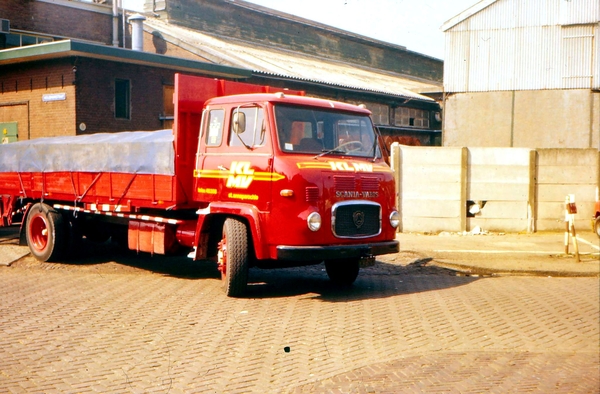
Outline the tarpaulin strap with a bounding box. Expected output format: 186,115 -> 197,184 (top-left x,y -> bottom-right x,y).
77,172 -> 102,203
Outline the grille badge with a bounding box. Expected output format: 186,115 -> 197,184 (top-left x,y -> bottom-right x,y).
352,211 -> 365,228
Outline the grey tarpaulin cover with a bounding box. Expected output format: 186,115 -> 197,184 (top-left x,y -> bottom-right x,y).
0,130 -> 175,175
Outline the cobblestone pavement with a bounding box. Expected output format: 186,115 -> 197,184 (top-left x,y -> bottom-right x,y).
0,242 -> 598,393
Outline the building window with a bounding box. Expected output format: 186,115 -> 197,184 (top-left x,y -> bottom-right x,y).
115,79 -> 130,119
394,107 -> 429,128
0,32 -> 54,49
365,103 -> 390,125
345,101 -> 390,126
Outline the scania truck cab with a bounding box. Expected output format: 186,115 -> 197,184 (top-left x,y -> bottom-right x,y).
193,92 -> 399,295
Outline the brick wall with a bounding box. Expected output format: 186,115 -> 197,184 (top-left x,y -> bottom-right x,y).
0,58 -> 184,139
0,0 -> 116,45
0,61 -> 76,140
75,58 -> 176,134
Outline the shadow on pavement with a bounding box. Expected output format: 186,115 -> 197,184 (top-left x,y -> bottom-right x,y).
243,260 -> 477,301
5,232 -> 476,301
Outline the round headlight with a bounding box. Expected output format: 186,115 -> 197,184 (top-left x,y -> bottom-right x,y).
389,210 -> 400,228
307,212 -> 322,232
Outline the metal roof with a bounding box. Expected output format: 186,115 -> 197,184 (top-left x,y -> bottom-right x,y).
441,0 -> 498,32
143,18 -> 439,102
0,39 -> 252,79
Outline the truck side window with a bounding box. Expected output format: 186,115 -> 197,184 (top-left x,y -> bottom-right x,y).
206,109 -> 225,147
229,107 -> 266,148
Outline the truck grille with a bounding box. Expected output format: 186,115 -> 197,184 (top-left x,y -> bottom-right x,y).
332,201 -> 381,238
334,175 -> 356,191
361,176 -> 379,191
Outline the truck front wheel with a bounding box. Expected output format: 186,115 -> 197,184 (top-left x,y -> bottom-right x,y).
26,202 -> 66,262
594,216 -> 600,238
218,218 -> 249,297
325,259 -> 360,286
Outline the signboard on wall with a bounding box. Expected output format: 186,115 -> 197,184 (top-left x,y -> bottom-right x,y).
42,93 -> 66,102
1,121 -> 18,144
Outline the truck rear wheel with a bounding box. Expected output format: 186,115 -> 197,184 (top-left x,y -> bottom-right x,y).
325,259 -> 360,286
594,216 -> 600,238
218,218 -> 249,297
26,202 -> 66,262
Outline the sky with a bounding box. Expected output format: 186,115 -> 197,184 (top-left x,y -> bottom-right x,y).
121,0 -> 480,59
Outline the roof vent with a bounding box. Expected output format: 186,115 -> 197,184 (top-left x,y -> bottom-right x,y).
0,19 -> 10,34
128,14 -> 146,51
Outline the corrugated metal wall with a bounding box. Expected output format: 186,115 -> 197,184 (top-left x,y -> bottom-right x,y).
444,0 -> 600,92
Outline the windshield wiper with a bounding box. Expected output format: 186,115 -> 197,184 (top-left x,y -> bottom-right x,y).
371,140 -> 378,162
313,148 -> 346,159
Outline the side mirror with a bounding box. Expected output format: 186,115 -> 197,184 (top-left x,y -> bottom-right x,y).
232,111 -> 246,134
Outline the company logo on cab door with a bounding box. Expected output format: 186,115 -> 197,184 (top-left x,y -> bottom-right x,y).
194,161 -> 284,189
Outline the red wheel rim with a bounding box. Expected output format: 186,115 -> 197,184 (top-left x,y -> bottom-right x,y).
29,212 -> 49,253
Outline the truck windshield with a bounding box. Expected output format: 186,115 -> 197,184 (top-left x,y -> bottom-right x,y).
274,104 -> 381,159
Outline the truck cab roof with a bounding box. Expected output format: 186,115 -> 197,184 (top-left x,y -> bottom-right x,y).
205,93 -> 372,115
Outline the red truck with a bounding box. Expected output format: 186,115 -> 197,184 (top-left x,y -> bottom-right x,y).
0,74 -> 399,296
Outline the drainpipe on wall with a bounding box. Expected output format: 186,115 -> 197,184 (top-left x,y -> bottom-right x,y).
112,0 -> 119,47
128,14 -> 146,51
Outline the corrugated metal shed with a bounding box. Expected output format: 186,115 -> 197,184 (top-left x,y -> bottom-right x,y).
143,18 -> 439,102
442,0 -> 600,92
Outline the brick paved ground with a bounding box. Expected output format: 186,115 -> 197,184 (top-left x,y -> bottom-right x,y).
0,242 -> 598,393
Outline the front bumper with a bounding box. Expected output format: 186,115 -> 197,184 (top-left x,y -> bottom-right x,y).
276,240 -> 399,262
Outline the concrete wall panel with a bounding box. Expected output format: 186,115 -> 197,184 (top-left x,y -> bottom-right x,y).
444,92 -> 513,147
468,147 -> 532,165
467,148 -> 534,231
513,90 -> 592,148
402,165 -> 464,184
469,183 -> 531,201
399,146 -> 464,164
467,218 -> 530,232
537,184 -> 597,202
402,183 -> 464,201
396,146 -> 466,232
472,201 -> 529,219
469,166 -> 532,183
394,144 -> 597,233
537,166 -> 598,184
402,200 -> 462,219
592,93 -> 600,150
536,149 -> 599,229
444,91 -> 597,149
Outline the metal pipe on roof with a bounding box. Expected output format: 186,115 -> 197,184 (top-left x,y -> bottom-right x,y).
128,14 -> 146,51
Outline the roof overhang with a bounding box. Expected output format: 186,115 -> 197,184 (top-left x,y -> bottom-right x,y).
0,39 -> 252,79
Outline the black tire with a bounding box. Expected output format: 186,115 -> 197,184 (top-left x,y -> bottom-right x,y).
594,216 -> 600,238
219,218 -> 249,297
325,258 -> 360,286
25,202 -> 66,262
64,215 -> 84,259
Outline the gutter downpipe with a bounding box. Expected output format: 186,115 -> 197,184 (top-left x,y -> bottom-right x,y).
112,0 -> 119,47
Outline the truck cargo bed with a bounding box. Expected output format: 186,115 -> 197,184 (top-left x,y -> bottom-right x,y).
0,130 -> 190,210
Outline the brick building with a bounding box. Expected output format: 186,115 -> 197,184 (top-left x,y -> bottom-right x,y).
0,40 -> 249,140
0,0 -> 443,146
